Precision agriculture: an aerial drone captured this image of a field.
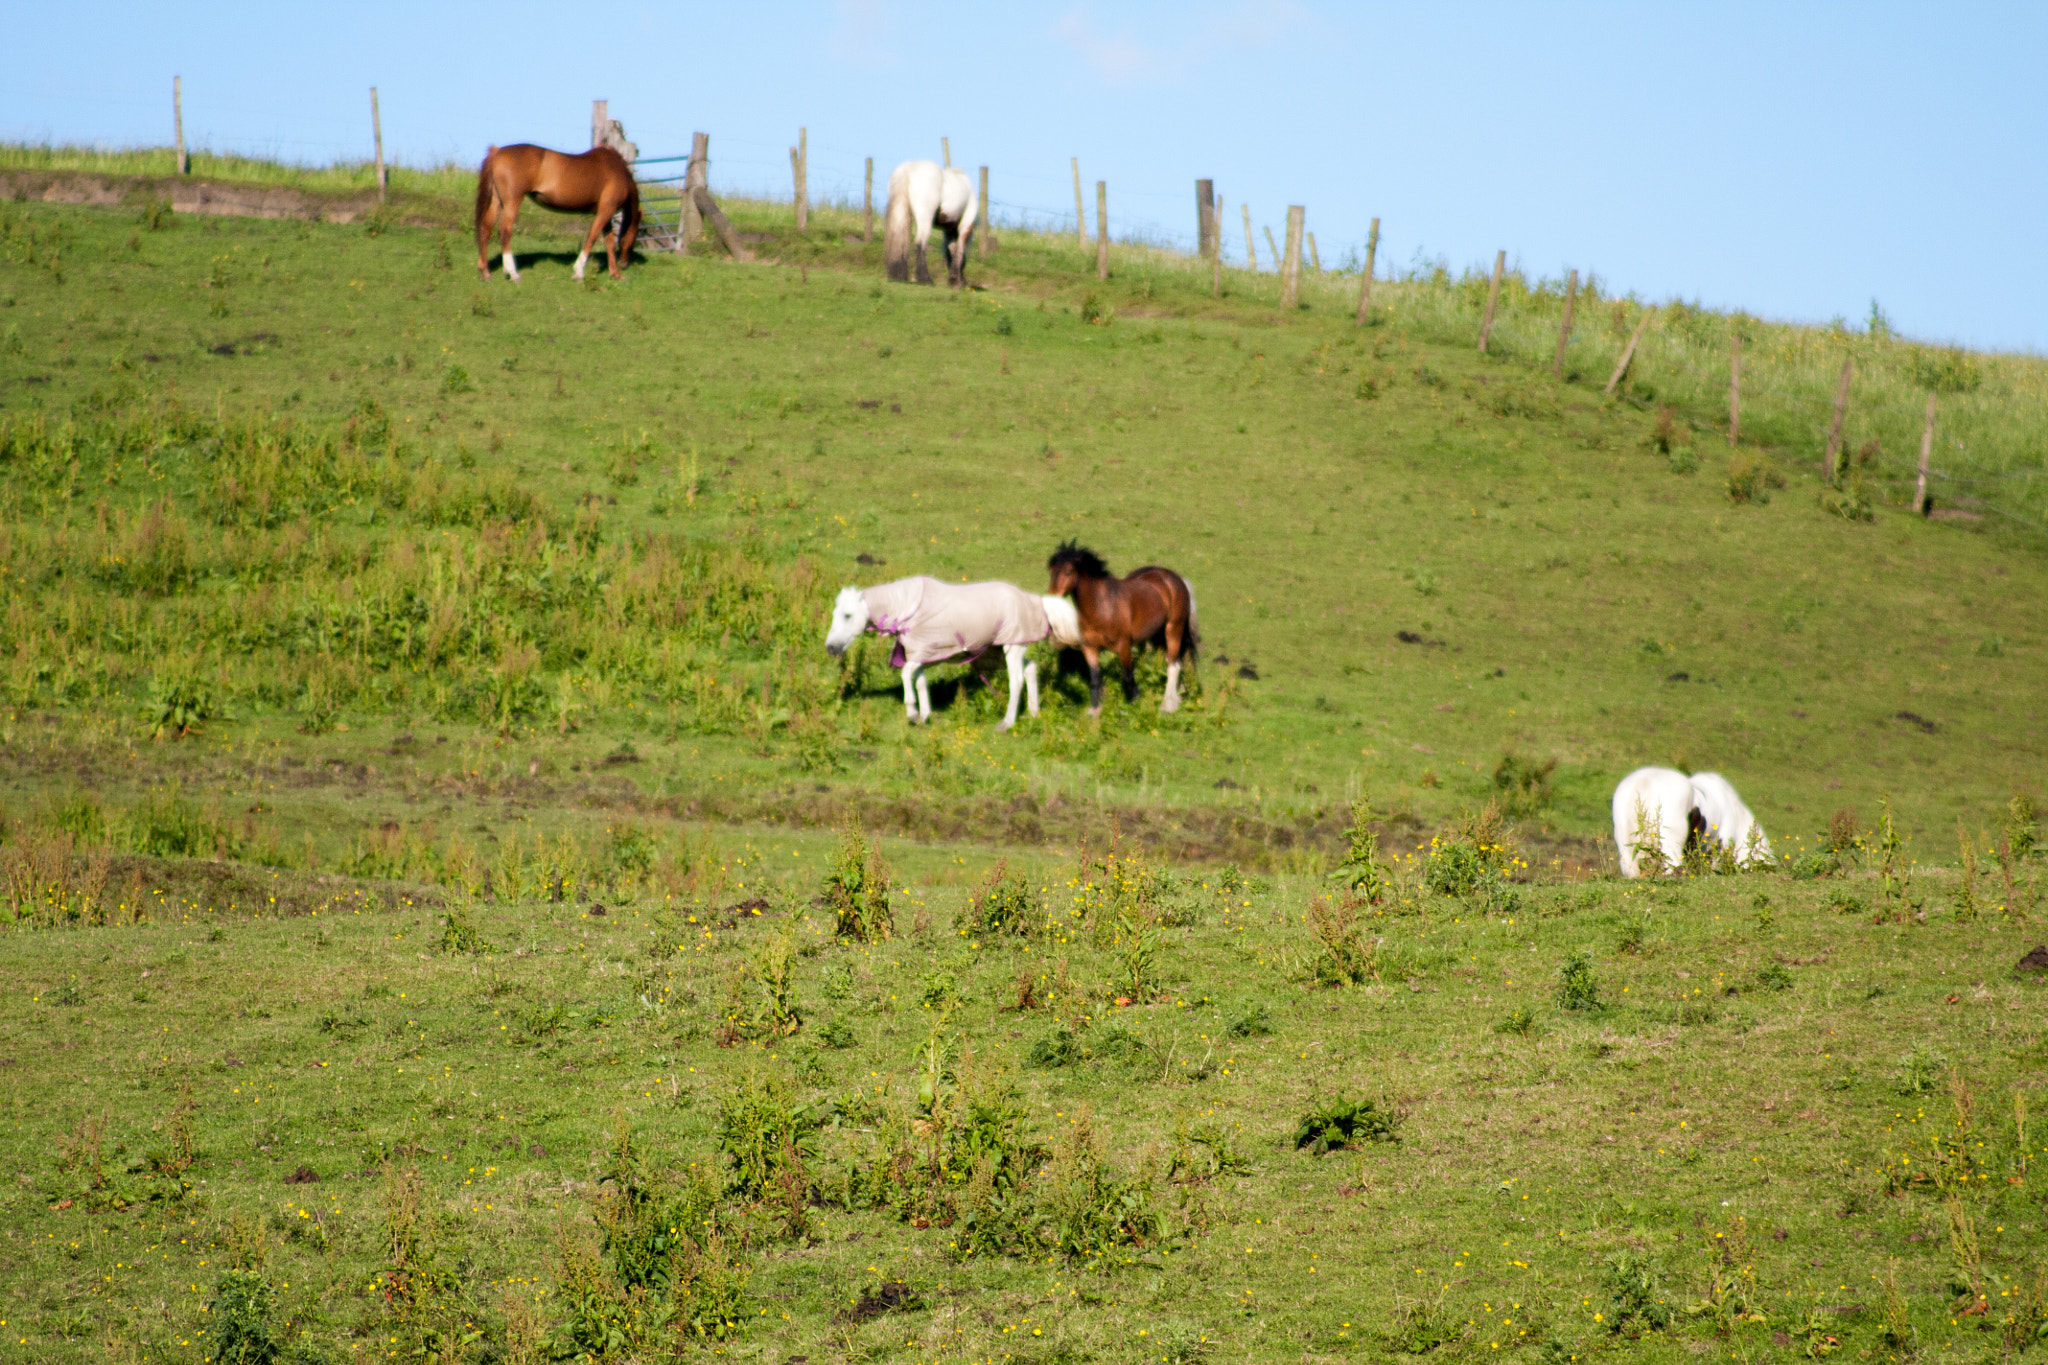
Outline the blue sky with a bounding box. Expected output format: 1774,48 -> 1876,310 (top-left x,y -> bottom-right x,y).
4,2 -> 2042,351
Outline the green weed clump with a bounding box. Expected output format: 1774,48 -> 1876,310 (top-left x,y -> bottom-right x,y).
206,1266 -> 282,1365
963,859 -> 1040,936
715,1073 -> 819,1220
583,1109 -> 751,1346
1424,802 -> 1520,897
1306,894 -> 1376,986
1329,795 -> 1388,898
1491,753 -> 1557,818
1225,1001 -> 1272,1038
1725,450 -> 1783,504
1890,1047 -> 1949,1096
1601,1250 -> 1671,1333
436,901 -> 491,955
1556,948 -> 1601,1011
1293,1095 -> 1401,1153
1027,1108 -> 1161,1265
824,822 -> 892,942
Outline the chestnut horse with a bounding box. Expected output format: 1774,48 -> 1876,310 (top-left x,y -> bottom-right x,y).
474,144 -> 640,283
1046,542 -> 1198,716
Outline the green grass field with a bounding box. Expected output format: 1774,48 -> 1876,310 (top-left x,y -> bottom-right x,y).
0,158 -> 2043,1365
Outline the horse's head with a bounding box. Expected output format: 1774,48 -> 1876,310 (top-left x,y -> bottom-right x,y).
1046,540 -> 1108,596
824,586 -> 870,656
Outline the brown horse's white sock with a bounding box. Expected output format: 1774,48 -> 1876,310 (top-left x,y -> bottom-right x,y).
573,249 -> 590,281
502,251 -> 520,281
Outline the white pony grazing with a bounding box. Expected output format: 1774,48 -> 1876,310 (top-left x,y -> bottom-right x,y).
1689,772 -> 1772,866
883,160 -> 978,287
1612,766 -> 1699,878
824,577 -> 1066,729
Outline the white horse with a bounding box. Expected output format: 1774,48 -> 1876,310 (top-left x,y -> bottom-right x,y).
1689,772 -> 1772,866
883,160 -> 978,287
824,577 -> 1072,729
1612,766 -> 1700,878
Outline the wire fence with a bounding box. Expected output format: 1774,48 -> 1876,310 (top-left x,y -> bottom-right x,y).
2,124 -> 2041,530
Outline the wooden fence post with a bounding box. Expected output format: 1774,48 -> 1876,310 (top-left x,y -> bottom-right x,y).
941,136 -> 951,169
1822,357 -> 1854,481
1553,268 -> 1579,380
1913,391 -> 1937,515
1604,307 -> 1655,396
979,166 -> 994,256
591,100 -> 606,149
1263,225 -> 1281,271
370,87 -> 385,201
1211,196 -> 1224,298
1477,249 -> 1506,353
1354,216 -> 1379,324
1072,158 -> 1086,244
1279,206 -> 1305,309
691,184 -> 752,262
1095,180 -> 1109,281
863,157 -> 874,243
174,76 -> 188,176
793,127 -> 808,232
1727,333 -> 1742,445
680,132 -> 708,252
1309,232 -> 1323,272
1195,179 -> 1215,258
1242,204 -> 1257,270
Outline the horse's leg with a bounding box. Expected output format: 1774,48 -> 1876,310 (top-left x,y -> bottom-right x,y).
997,646 -> 1027,731
573,206 -> 609,282
1161,617 -> 1184,713
916,670 -> 934,723
1116,642 -> 1139,702
1024,659 -> 1041,718
1083,646 -> 1104,718
914,241 -> 932,286
942,222 -> 961,287
476,190 -> 496,280
900,662 -> 921,722
601,190 -> 628,279
498,197 -> 522,282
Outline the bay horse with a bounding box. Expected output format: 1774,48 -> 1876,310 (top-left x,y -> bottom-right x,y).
883,160 -> 978,287
474,144 -> 640,283
1046,542 -> 1198,716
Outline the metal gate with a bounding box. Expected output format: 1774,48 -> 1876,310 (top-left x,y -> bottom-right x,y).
633,154 -> 692,252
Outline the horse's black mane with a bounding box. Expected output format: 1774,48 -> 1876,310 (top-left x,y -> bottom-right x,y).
1048,540 -> 1110,579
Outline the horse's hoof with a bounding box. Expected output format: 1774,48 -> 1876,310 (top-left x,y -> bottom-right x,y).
1087,706 -> 1102,719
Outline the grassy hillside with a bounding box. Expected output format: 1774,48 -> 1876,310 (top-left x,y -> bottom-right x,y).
0,158 -> 2043,1365
0,176 -> 2040,857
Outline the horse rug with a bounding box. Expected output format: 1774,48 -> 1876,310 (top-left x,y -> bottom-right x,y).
861,577 -> 1052,667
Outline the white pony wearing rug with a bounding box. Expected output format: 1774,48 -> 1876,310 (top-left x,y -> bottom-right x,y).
824,577 -> 1078,730
1689,772 -> 1773,866
883,160 -> 979,287
1611,766 -> 1700,878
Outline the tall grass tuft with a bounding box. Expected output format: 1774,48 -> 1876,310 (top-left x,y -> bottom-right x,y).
824,820 -> 892,942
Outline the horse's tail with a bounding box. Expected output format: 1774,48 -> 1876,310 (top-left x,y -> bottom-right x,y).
1179,573 -> 1200,661
882,162 -> 913,283
619,175 -> 641,256
474,146 -> 499,233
